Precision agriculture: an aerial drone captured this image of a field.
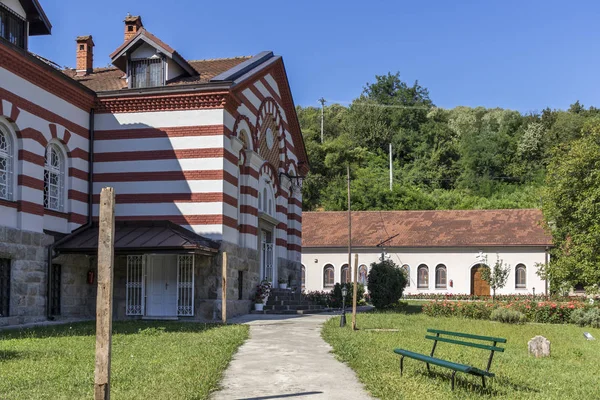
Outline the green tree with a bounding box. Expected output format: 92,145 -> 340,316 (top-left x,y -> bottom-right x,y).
542,117 -> 600,293
480,254 -> 511,301
367,259 -> 407,309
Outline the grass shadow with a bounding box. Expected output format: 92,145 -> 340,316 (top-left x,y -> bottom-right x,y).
411,367 -> 540,396
0,350 -> 25,361
0,320 -> 227,340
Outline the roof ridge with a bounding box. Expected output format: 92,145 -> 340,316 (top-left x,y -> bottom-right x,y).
187,56 -> 253,62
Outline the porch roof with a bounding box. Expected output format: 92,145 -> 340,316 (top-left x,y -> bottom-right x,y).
54,221 -> 220,256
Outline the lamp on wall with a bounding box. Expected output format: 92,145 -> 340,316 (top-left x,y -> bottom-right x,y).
279,171 -> 305,190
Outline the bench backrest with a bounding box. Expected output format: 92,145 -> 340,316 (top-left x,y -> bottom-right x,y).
426,329 -> 506,353
426,329 -> 507,372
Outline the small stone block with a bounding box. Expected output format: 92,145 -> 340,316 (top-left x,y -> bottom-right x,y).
528,335 -> 551,357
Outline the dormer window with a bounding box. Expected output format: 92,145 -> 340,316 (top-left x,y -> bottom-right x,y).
0,4 -> 27,49
130,57 -> 164,88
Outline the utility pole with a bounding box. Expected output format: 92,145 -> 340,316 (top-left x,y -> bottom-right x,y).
347,163 -> 351,292
389,143 -> 393,191
318,97 -> 326,144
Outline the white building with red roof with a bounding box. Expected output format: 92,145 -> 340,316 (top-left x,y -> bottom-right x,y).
301,210 -> 552,296
0,1 -> 307,325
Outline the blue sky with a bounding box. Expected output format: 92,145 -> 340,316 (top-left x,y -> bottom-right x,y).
30,0 -> 600,113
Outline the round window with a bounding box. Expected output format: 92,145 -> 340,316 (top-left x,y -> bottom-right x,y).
266,128 -> 274,150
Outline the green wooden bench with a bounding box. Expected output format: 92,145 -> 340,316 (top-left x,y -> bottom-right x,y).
394,329 -> 507,390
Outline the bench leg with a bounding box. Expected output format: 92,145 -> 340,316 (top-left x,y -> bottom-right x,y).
426,363 -> 430,373
481,376 -> 486,388
400,356 -> 404,376
451,371 -> 456,391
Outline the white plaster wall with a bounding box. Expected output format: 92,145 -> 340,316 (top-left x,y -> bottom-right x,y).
1,0 -> 26,18
302,247 -> 549,295
130,43 -> 157,59
94,109 -> 223,130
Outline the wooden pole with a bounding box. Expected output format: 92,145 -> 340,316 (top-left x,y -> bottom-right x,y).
352,253 -> 358,330
347,163 -> 351,284
222,252 -> 227,324
94,187 -> 115,400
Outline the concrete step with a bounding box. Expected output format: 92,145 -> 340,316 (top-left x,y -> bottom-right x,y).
264,304 -> 324,311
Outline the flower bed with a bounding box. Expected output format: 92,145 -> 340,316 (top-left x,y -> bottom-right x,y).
422,299 -> 598,325
403,292 -> 594,302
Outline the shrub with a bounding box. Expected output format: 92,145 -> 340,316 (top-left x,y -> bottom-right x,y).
303,290 -> 332,307
491,308 -> 527,324
367,260 -> 407,309
331,283 -> 365,308
570,308 -> 600,328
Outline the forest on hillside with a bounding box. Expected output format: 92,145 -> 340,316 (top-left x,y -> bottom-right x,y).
298,72 -> 599,213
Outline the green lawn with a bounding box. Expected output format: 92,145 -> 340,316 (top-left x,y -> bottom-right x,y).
322,303 -> 600,400
0,321 -> 248,400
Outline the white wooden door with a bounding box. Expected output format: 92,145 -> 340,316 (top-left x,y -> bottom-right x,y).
146,255 -> 178,316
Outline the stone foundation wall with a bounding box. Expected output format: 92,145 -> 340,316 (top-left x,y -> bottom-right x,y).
0,226 -> 53,327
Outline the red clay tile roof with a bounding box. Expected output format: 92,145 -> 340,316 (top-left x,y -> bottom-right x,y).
302,209 -> 552,248
62,57 -> 251,92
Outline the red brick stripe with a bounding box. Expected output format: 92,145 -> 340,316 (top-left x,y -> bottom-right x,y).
276,238 -> 287,247
69,167 -> 88,181
287,228 -> 302,238
19,128 -> 48,147
17,200 -> 43,216
110,214 -> 237,228
94,148 -> 237,163
240,205 -> 258,216
288,213 -> 302,223
239,224 -> 258,235
0,87 -> 89,138
69,148 -> 89,161
90,192 -> 237,207
240,186 -> 258,197
68,189 -> 89,202
18,149 -> 44,166
94,169 -> 237,184
0,199 -> 17,209
45,209 -> 68,219
18,175 -> 43,190
95,125 -> 225,140
69,212 -> 87,225
259,76 -> 284,106
287,243 -> 302,252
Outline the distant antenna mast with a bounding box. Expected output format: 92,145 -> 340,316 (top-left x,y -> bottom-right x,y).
318,97 -> 326,144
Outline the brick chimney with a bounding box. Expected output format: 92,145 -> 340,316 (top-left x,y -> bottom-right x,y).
124,14 -> 143,42
76,36 -> 94,76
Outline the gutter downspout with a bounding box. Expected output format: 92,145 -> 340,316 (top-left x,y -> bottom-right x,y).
545,246 -> 549,296
46,108 -> 95,320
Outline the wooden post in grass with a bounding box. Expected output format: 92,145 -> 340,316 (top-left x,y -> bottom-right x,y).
352,253 -> 358,330
222,252 -> 227,324
94,187 -> 115,400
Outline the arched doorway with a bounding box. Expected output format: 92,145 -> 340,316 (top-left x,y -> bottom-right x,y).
471,264 -> 490,296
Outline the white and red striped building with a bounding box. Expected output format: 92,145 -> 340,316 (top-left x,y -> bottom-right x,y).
0,1 -> 307,325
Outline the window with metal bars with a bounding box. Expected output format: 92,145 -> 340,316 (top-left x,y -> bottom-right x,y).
0,127 -> 13,201
50,264 -> 61,316
130,58 -> 164,88
44,144 -> 64,211
0,4 -> 26,49
0,258 -> 10,317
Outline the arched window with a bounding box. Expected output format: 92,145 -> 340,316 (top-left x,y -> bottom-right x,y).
44,143 -> 65,211
402,264 -> 410,287
341,264 -> 349,284
515,264 -> 526,289
258,179 -> 276,218
358,265 -> 368,285
323,264 -> 334,288
0,126 -> 13,201
417,264 -> 429,289
301,265 -> 306,289
435,264 -> 447,289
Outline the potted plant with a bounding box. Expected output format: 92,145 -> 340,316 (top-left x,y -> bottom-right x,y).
278,277 -> 288,289
254,280 -> 272,310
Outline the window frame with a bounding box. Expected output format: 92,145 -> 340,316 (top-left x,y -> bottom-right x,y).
401,264 -> 410,287
0,4 -> 27,49
44,143 -> 65,212
515,264 -> 526,289
417,264 -> 429,289
323,264 -> 335,288
341,264 -> 349,284
0,124 -> 14,201
130,57 -> 165,89
435,264 -> 447,289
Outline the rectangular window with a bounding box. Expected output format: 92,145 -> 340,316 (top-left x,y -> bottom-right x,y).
0,5 -> 26,49
177,255 -> 194,316
130,58 -> 164,88
0,258 -> 10,317
50,264 -> 61,315
126,255 -> 144,316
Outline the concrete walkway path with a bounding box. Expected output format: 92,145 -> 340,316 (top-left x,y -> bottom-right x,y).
211,312 -> 373,400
